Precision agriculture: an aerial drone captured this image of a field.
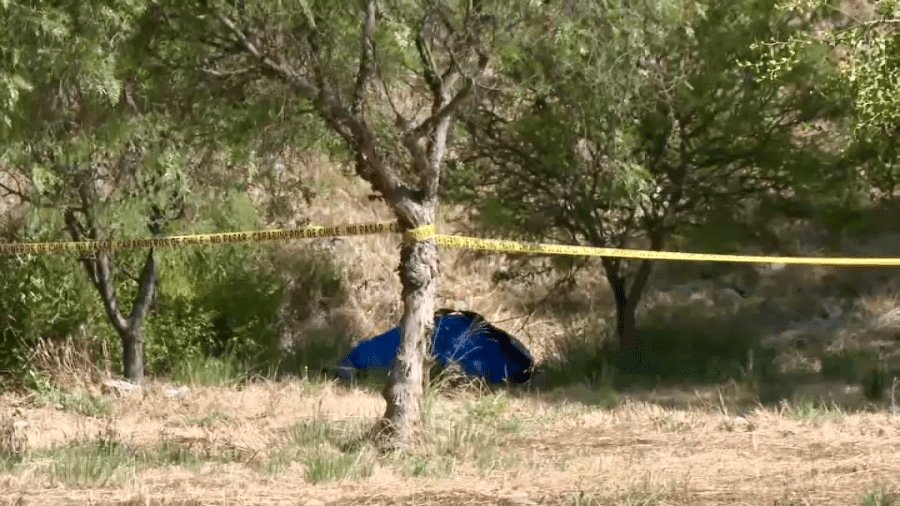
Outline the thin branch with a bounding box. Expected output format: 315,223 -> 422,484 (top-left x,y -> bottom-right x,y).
834,15 -> 900,33
214,11 -> 319,98
352,0 -> 377,116
377,68 -> 408,127
94,253 -> 130,334
513,257 -> 591,335
416,16 -> 442,97
408,72 -> 479,140
199,66 -> 256,78
213,7 -> 410,199
0,178 -> 31,203
403,6 -> 489,199
63,207 -> 129,335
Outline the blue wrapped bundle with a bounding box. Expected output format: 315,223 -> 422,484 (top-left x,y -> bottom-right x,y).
336,309 -> 534,384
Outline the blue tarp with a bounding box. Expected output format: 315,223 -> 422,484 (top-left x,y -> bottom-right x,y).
336,310 -> 534,384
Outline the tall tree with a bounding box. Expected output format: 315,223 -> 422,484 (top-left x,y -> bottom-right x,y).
153,0 -> 522,447
0,2 -> 153,381
0,1 -> 193,383
55,143 -> 189,384
455,0 -> 834,351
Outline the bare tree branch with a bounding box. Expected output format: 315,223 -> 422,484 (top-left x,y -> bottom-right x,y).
214,11 -> 320,98
407,71 -> 479,141
416,16 -> 442,97
213,7 -> 412,200
353,0 -> 377,117
199,66 -> 256,78
377,67 -> 409,127
0,180 -> 31,203
63,207 -> 130,335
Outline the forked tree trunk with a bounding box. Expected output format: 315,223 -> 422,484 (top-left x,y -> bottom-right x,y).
374,212 -> 439,449
98,248 -> 157,384
64,177 -> 162,384
602,257 -> 654,352
67,209 -> 158,384
606,271 -> 639,351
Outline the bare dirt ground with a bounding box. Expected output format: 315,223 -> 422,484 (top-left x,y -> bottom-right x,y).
2,380 -> 899,505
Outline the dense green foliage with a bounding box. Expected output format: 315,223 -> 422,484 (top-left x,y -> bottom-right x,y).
452,0 -> 845,348
1,190 -> 345,380
746,0 -> 899,201
0,0 -> 341,382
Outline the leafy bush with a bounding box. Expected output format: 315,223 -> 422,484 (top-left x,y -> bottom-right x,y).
624,318 -> 775,385
0,219 -> 100,381
539,300 -> 777,389
821,349 -> 880,384
145,243 -> 345,378
1,189 -> 346,383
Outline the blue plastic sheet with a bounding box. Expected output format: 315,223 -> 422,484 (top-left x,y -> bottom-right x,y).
336,310 -> 533,384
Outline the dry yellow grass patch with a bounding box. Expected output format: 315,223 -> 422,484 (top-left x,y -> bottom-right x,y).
2,380 -> 899,505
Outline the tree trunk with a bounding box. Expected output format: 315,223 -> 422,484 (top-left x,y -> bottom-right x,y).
77,248 -> 157,385
65,200 -> 160,385
120,326 -> 145,384
374,214 -> 439,450
122,250 -> 158,384
602,258 -> 654,351
607,271 -> 639,351
210,0 -> 484,451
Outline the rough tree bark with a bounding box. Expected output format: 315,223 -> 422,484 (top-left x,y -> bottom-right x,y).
120,249 -> 159,382
378,207 -> 439,445
601,258 -> 641,351
600,241 -> 658,351
210,0 -> 486,449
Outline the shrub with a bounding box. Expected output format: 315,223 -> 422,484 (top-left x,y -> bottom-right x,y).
0,222 -> 99,382
538,300 -> 777,390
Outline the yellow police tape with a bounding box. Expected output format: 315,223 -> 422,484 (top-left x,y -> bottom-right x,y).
403,224 -> 437,243
0,222 -> 400,256
433,235 -> 900,266
1,221 -> 899,266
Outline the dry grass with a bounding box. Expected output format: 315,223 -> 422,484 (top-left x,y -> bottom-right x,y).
1,380 -> 899,505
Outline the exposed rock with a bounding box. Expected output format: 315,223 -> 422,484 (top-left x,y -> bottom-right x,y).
164,386 -> 191,400
101,378 -> 143,397
502,495 -> 539,506
714,287 -> 745,306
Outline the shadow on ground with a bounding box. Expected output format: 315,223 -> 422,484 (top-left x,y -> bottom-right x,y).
522,294 -> 900,413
